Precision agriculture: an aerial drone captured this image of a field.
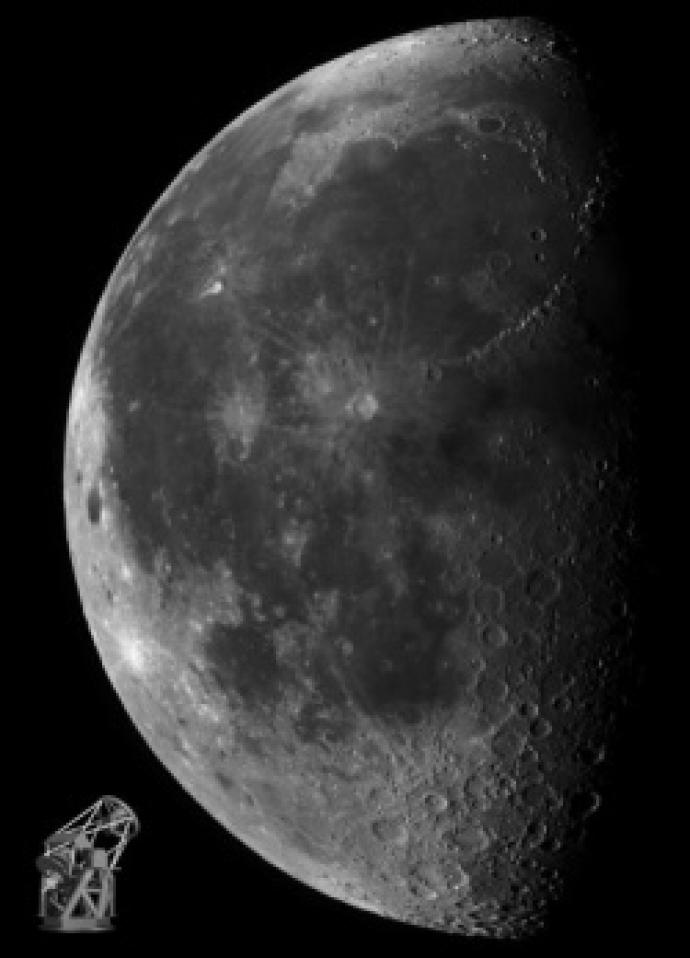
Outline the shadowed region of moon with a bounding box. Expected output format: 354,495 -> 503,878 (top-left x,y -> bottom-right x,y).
63,18 -> 641,938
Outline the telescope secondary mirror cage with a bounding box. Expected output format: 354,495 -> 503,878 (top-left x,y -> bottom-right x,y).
36,795 -> 140,932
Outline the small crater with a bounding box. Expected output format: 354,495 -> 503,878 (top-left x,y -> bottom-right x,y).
408,863 -> 448,899
518,742 -> 541,774
550,695 -> 572,714
541,834 -> 563,855
525,568 -> 560,605
422,361 -> 443,383
529,717 -> 552,739
523,819 -> 548,849
529,227 -> 548,243
423,791 -> 449,815
492,724 -> 527,763
338,637 -> 354,657
372,816 -> 408,846
464,772 -> 493,812
346,389 -> 379,420
452,823 -> 490,859
569,789 -> 601,820
481,623 -> 509,649
576,743 -> 606,766
518,700 -> 539,720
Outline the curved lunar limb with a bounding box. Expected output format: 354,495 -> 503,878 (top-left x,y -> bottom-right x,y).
64,18 -> 640,938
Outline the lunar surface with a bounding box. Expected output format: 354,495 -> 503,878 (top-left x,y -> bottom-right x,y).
64,19 -> 640,937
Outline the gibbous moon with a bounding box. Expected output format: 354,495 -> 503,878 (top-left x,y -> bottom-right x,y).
64,18 -> 640,937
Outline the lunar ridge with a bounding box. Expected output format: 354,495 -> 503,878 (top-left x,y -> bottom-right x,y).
64,19 -> 640,937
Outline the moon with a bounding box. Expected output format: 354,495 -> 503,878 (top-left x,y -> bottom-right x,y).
63,19 -> 640,937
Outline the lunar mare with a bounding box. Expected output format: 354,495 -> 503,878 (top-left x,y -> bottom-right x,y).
64,19 -> 639,937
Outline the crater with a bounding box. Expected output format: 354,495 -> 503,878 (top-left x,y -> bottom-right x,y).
346,389 -> 379,420
525,568 -> 560,605
372,816 -> 409,846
